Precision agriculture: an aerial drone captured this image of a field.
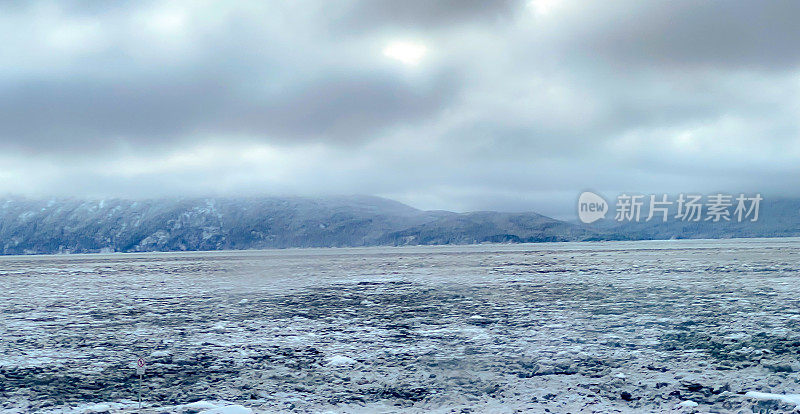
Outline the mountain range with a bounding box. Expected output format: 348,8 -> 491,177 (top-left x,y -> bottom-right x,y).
0,195 -> 797,255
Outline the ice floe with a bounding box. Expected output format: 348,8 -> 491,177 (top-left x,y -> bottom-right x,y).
745,391 -> 800,406
327,355 -> 357,366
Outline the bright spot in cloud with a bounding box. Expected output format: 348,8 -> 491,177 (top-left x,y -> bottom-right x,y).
673,131 -> 696,148
383,41 -> 428,66
528,0 -> 560,16
145,7 -> 188,37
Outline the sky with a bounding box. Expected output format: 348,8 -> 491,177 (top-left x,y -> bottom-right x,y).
1,0 -> 799,218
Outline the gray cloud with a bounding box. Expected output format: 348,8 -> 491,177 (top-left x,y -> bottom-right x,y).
0,69 -> 457,152
227,71 -> 459,144
561,0 -> 800,69
335,0 -> 524,32
0,0 -> 798,214
0,74 -> 227,152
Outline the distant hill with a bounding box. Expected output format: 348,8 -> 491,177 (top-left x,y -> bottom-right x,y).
0,195 -> 798,255
378,211 -> 594,245
586,197 -> 800,240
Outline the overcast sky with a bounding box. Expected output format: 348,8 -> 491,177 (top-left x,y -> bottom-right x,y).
1,0 -> 799,217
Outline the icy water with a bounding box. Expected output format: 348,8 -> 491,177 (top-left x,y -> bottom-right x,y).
2,239 -> 800,413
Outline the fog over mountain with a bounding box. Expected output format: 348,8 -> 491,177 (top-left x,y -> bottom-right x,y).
1,195 -> 798,255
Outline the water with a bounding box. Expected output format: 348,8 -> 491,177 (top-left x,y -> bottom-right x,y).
1,239 -> 800,412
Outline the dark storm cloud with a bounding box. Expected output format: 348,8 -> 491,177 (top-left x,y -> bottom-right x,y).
0,0 -> 798,212
0,75 -> 229,152
565,0 -> 800,69
336,0 -> 524,31
230,72 -> 458,143
0,0 -> 465,153
0,69 -> 456,152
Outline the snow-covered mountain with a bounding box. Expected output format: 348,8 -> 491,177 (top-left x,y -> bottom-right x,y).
587,198 -> 800,241
0,196 -> 798,255
0,196 -> 588,254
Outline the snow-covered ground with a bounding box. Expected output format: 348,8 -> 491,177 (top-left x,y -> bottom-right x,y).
1,239 -> 800,413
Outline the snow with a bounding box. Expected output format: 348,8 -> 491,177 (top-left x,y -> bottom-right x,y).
150,350 -> 171,358
745,391 -> 800,406
196,404 -> 253,414
81,403 -> 112,413
183,401 -> 219,410
73,401 -> 253,413
4,240 -> 800,413
327,355 -> 357,366
211,322 -> 228,333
